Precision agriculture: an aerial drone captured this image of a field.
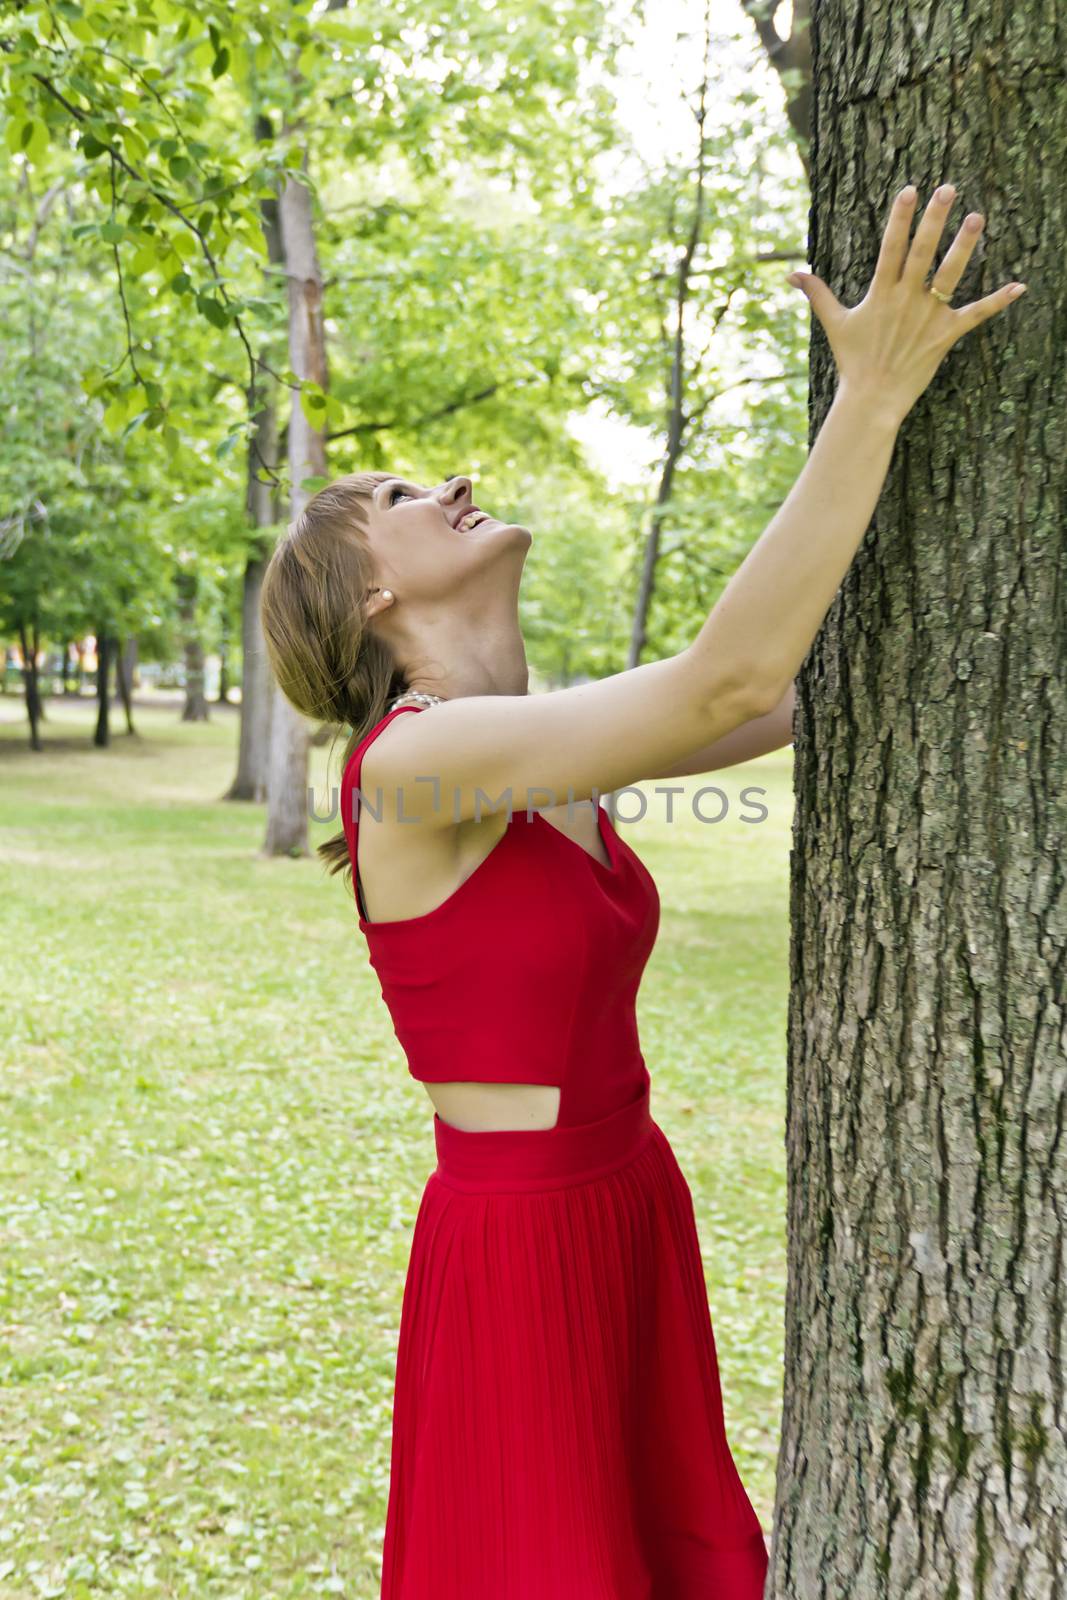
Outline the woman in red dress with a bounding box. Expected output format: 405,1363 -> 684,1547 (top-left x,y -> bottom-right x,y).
259,183 -> 1021,1597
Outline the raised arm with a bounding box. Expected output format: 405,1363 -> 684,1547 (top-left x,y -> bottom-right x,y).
369,183 -> 1024,826
638,683 -> 796,781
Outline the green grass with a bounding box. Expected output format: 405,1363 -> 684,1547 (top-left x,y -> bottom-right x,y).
0,694 -> 791,1597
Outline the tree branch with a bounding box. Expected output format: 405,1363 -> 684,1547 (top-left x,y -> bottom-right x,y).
325,378 -> 540,441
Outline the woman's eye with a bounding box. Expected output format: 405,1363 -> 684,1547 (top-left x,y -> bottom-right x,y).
388,487 -> 412,506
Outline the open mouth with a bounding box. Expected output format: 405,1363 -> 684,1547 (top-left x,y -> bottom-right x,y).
454,509 -> 492,533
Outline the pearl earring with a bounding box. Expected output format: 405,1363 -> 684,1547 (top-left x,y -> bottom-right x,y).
381,589 -> 393,602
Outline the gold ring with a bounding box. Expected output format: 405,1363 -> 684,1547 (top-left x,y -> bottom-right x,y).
928,284 -> 953,304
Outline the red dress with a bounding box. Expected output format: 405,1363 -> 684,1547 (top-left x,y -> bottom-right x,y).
342,705 -> 768,1599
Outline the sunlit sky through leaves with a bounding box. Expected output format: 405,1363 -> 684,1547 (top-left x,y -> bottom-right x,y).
570,0 -> 797,488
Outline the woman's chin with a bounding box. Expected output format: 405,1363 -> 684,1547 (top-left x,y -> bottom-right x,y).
473,518 -> 532,550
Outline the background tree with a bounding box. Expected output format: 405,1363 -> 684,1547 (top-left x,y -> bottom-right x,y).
740,0 -> 811,174
768,2 -> 1065,1593
572,5 -> 809,834
264,148 -> 324,859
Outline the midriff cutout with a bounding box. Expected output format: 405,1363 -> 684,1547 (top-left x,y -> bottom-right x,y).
423,1081 -> 561,1133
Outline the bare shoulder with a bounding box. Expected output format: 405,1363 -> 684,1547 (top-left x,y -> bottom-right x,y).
358,712 -> 452,828
356,717 -> 488,922
359,661 -> 764,828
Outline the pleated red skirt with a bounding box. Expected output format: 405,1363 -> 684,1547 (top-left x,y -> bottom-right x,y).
380,1080 -> 769,1599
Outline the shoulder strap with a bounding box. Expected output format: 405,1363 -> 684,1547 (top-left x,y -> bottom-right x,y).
344,704 -> 424,921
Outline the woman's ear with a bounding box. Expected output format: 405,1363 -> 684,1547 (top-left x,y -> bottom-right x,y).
365,586 -> 395,620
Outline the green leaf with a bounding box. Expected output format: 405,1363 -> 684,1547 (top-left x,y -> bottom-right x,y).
121,411 -> 151,441
196,293 -> 230,330
130,245 -> 161,274
118,123 -> 149,163
103,397 -> 129,431
299,385 -> 328,425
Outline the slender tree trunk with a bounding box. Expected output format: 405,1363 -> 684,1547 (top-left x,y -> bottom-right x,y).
93,630 -> 110,747
182,636 -> 208,720
229,535 -> 273,801
627,460 -> 680,671
114,636 -> 137,733
606,4 -> 713,825
624,6 -> 712,677
17,620 -> 42,751
217,607 -> 231,703
177,572 -> 209,722
768,4 -> 1066,1595
740,0 -> 812,178
228,110 -> 284,805
263,147 -> 329,857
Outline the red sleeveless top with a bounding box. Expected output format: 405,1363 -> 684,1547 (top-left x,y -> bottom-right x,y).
340,704 -> 661,1128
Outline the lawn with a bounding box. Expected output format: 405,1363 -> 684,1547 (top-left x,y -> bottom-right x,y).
0,694 -> 792,1598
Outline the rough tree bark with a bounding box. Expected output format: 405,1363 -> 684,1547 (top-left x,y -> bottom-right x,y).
262,148 -> 328,857
768,4 -> 1065,1597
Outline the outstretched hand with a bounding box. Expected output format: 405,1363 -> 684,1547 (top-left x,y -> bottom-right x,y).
788,182 -> 1027,423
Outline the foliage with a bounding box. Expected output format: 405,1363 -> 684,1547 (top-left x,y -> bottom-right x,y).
2,0 -> 630,466
1,0 -> 812,702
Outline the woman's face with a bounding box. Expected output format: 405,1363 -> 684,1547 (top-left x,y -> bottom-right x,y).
362,474 -> 531,605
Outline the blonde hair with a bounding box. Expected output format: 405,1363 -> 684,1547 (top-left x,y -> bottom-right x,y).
259,470 -> 406,881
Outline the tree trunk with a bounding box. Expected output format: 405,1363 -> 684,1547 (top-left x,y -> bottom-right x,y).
262,148 -> 329,857
229,538 -> 273,801
93,630 -> 110,747
624,6 -> 712,678
606,5 -> 714,825
228,110 -> 284,805
18,620 -> 42,751
217,605 -> 231,703
768,5 -> 1066,1596
177,571 -> 209,722
114,635 -> 137,733
740,0 -> 812,178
